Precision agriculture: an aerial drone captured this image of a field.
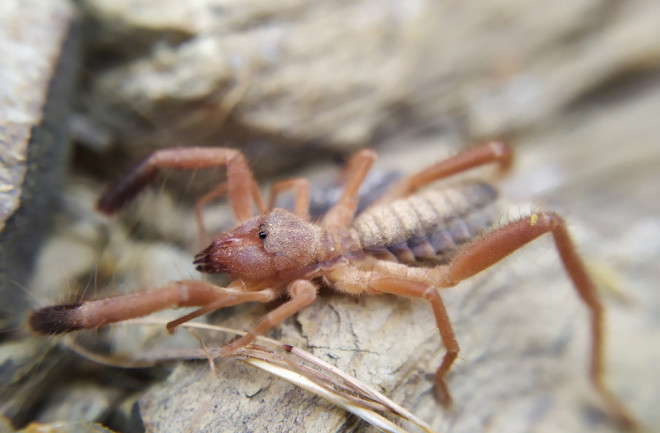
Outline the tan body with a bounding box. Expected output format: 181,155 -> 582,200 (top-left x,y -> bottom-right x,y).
29,143 -> 635,429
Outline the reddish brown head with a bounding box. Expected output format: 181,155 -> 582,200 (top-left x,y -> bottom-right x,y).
194,209 -> 325,282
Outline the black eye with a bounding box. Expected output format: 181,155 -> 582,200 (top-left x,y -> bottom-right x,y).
258,224 -> 267,240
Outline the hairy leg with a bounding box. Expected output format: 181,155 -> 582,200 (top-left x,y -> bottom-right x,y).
327,262 -> 459,406
29,281 -> 276,335
430,211 -> 635,428
222,279 -> 318,354
194,182 -> 227,248
327,211 -> 634,427
322,149 -> 376,229
97,147 -> 265,223
268,177 -> 311,220
371,141 -> 512,207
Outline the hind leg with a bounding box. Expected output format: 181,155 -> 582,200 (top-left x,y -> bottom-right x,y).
371,141 -> 512,207
327,211 -> 635,428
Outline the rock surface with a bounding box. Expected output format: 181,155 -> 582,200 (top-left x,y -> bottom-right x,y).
78,0 -> 660,179
2,0 -> 660,432
0,0 -> 77,329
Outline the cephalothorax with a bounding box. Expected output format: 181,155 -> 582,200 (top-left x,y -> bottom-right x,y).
29,143 -> 634,427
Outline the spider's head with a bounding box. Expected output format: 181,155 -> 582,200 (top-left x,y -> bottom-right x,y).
194,209 -> 323,282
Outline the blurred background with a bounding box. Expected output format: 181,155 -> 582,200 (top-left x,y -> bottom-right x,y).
1,0 -> 659,432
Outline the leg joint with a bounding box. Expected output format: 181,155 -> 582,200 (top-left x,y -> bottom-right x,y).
422,286 -> 439,301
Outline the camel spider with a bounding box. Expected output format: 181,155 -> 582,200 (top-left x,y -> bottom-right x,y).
29,142 -> 634,428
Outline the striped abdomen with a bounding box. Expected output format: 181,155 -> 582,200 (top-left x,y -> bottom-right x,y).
352,181 -> 498,264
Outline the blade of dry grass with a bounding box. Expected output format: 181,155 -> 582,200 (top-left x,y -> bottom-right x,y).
63,318 -> 439,433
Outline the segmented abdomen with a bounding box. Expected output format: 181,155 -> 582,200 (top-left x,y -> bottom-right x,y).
352,181 -> 498,264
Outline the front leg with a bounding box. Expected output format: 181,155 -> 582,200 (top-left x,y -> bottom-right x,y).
222,279 -> 318,354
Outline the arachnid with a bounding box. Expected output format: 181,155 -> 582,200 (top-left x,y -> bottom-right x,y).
29,142 -> 634,428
